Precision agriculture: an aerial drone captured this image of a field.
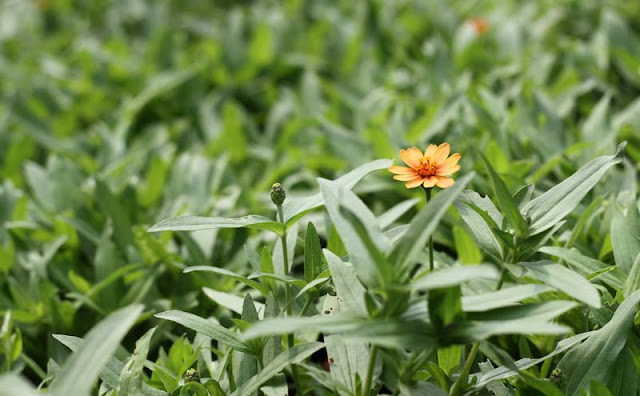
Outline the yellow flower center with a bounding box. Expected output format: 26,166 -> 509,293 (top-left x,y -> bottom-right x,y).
417,157 -> 437,177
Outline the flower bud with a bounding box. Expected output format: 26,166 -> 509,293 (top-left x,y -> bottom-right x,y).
550,368 -> 564,388
271,183 -> 286,205
184,368 -> 200,383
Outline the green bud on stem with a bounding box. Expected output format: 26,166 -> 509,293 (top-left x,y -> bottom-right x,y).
271,182 -> 286,205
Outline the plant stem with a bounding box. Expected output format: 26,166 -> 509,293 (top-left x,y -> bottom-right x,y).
450,268 -> 505,396
496,267 -> 507,291
299,295 -> 313,317
450,341 -> 480,396
362,345 -> 378,396
424,187 -> 434,271
277,204 -> 302,392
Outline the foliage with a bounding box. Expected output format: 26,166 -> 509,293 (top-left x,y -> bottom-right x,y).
0,0 -> 639,395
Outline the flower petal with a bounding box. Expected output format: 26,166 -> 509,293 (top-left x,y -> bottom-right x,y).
440,153 -> 461,167
423,176 -> 438,188
393,174 -> 419,181
424,144 -> 438,158
388,166 -> 416,175
405,177 -> 426,188
436,164 -> 460,176
400,147 -> 423,168
435,176 -> 455,188
433,143 -> 451,163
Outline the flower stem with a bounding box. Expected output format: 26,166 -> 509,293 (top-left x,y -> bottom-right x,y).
450,341 -> 480,396
362,345 -> 378,396
276,204 -> 302,392
451,266 -> 506,396
424,187 -> 434,271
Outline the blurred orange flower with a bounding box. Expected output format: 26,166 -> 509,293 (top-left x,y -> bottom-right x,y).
388,143 -> 460,189
469,18 -> 489,35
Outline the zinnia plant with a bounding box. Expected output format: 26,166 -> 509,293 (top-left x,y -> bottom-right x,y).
389,143 -> 461,271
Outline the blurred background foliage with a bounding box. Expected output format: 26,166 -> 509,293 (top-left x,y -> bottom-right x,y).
0,0 -> 639,386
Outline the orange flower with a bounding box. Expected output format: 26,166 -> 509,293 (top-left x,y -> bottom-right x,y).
469,18 -> 489,35
388,143 -> 460,189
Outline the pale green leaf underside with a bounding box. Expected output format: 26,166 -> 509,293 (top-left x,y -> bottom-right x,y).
155,310 -> 251,354
558,290 -> 640,395
523,142 -> 625,235
148,215 -> 284,235
230,342 -> 324,396
50,305 -> 144,396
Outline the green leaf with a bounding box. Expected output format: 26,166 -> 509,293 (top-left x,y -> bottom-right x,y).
611,192 -> 640,274
539,246 -> 625,290
282,159 -> 392,227
324,335 -> 368,393
148,215 -> 284,236
411,264 -> 500,291
50,305 -> 144,396
558,290 -> 640,395
479,153 -> 528,237
95,179 -> 135,252
53,335 -> 167,396
319,178 -> 391,286
242,314 -> 364,340
377,199 -> 419,229
304,222 -> 323,283
522,143 -> 625,235
230,342 -> 324,396
623,253 -> 640,297
429,286 -> 463,329
454,191 -> 504,260
118,327 -> 157,396
179,382 -> 209,396
473,331 -> 594,388
453,318 -> 571,343
452,226 -> 483,264
390,173 -> 474,273
462,284 -> 554,312
437,345 -> 462,375
0,374 -> 39,396
509,261 -> 601,308
183,266 -> 269,295
155,310 -> 252,354
324,250 -> 367,315
203,288 -> 264,318
259,375 -> 288,396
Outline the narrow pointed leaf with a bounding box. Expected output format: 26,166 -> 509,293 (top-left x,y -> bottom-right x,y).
184,266 -> 269,294
611,192 -> 640,274
282,159 -> 392,226
558,290 -> 640,395
155,310 -> 252,354
462,284 -> 554,312
118,327 -> 157,396
304,222 -> 323,282
523,143 -> 625,235
390,173 -> 474,271
230,342 -> 324,396
480,154 -> 528,237
411,264 -> 499,292
539,246 -> 625,290
50,305 -> 144,396
509,261 -> 601,308
148,215 -> 284,235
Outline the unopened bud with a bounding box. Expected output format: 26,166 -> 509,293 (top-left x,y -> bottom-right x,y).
271,183 -> 286,205
550,368 -> 564,388
184,368 -> 200,383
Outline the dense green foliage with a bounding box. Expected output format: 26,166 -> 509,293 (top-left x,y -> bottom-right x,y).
1,0 -> 640,395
